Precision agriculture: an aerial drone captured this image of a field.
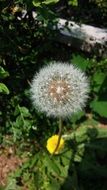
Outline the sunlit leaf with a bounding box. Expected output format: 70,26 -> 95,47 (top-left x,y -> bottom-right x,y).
90,100 -> 107,118
71,54 -> 89,71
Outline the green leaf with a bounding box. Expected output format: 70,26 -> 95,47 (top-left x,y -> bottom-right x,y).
71,54 -> 89,71
74,143 -> 85,162
68,0 -> 78,6
5,178 -> 20,190
71,111 -> 85,123
14,105 -> 20,116
0,66 -> 9,79
61,155 -> 70,166
30,154 -> 39,168
15,115 -> 24,127
43,0 -> 60,5
90,100 -> 107,118
93,72 -> 106,85
71,126 -> 88,143
61,150 -> 72,165
32,0 -> 41,7
0,83 -> 9,94
54,156 -> 69,178
93,72 -> 106,92
14,105 -> 30,117
96,127 -> 107,139
20,106 -> 31,117
33,0 -> 59,6
44,154 -> 60,175
47,178 -> 60,190
64,125 -> 107,143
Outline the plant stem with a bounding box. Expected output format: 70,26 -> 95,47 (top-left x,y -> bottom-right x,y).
53,117 -> 63,155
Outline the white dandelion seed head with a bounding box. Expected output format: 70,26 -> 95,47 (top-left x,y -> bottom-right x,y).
30,62 -> 89,118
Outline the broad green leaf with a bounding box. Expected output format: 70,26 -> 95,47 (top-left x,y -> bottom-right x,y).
61,155 -> 70,166
93,72 -> 106,92
90,100 -> 107,118
93,72 -> 106,85
71,111 -> 85,124
47,178 -> 60,190
61,150 -> 72,165
60,165 -> 69,178
45,154 -> 60,175
54,156 -> 69,178
71,54 -> 89,71
0,83 -> 9,94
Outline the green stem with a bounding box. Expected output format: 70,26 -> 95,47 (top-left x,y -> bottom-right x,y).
53,117 -> 63,155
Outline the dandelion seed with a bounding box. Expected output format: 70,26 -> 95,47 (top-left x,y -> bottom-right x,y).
30,62 -> 89,118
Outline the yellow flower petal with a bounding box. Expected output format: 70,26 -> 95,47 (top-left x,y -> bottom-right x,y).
46,135 -> 64,154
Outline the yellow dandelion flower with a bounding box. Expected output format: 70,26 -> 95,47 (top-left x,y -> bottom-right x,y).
46,135 -> 64,154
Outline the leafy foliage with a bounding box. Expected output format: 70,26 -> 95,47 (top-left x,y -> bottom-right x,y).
0,0 -> 107,189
